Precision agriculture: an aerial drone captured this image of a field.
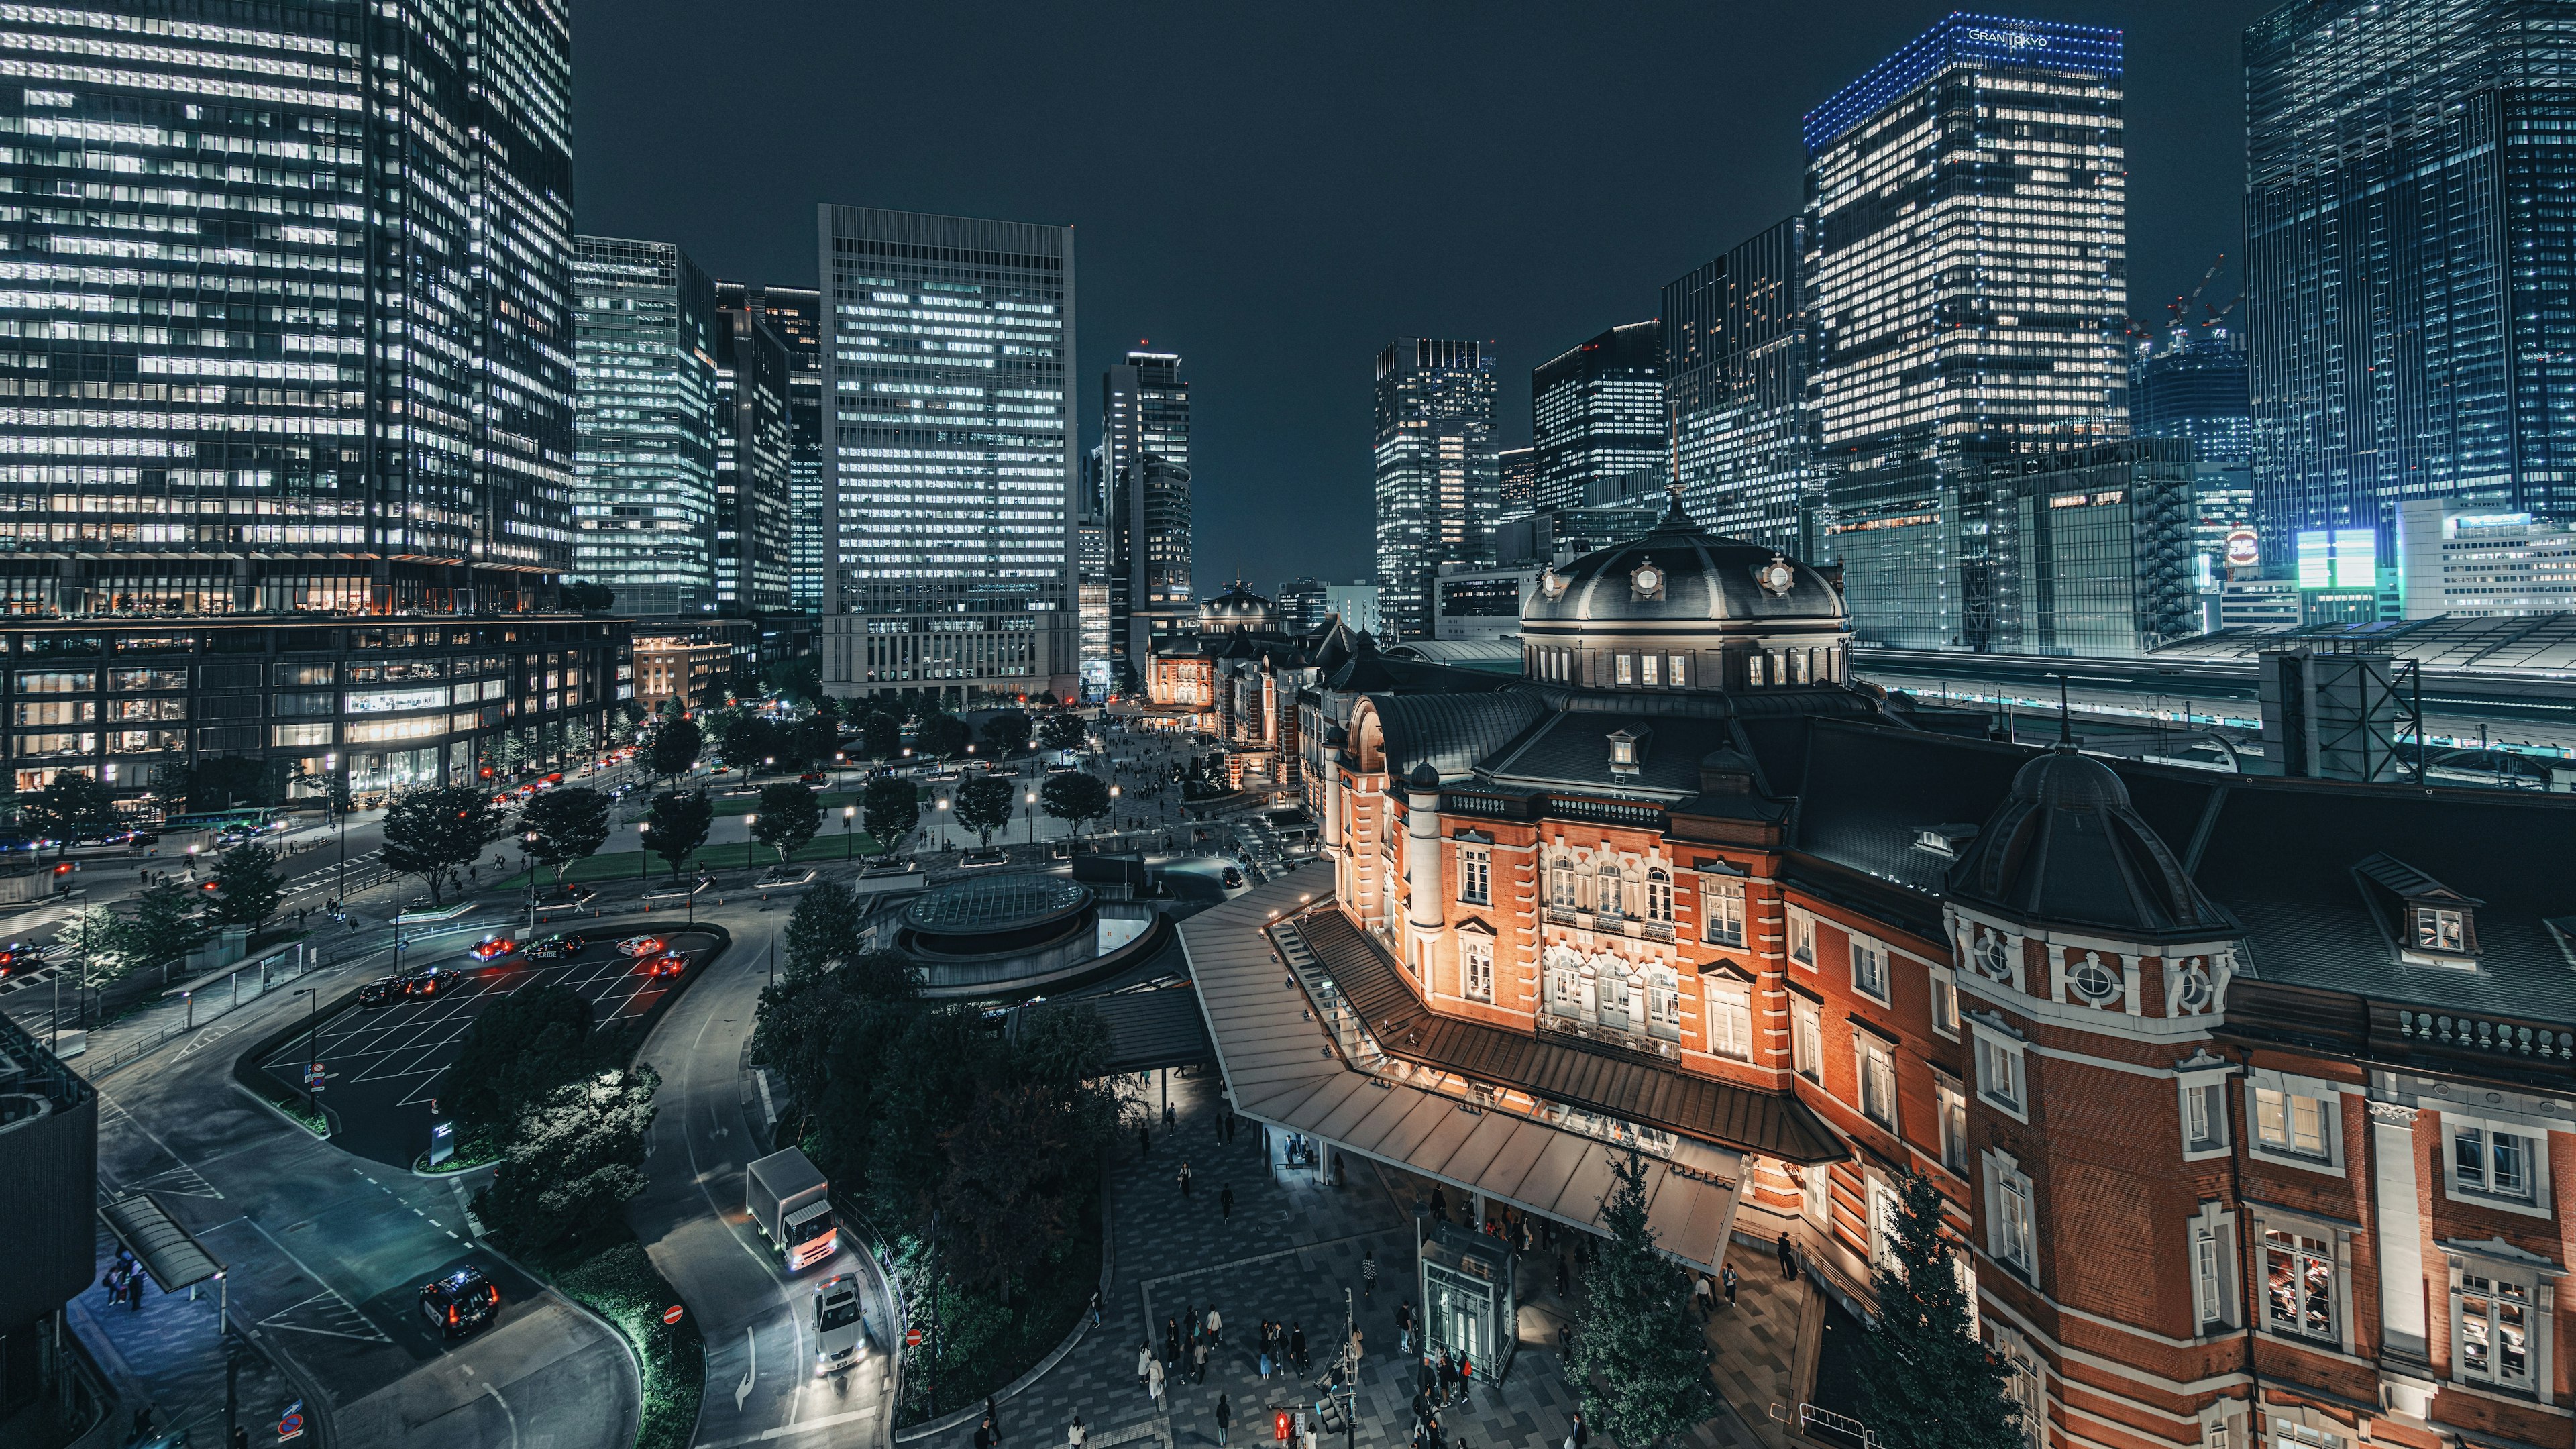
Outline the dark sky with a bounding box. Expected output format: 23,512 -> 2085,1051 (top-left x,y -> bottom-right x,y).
576,1 -> 2271,590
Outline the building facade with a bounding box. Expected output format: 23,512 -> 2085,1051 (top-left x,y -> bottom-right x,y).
1236,494 -> 2576,1449
714,299 -> 794,614
2134,323 -> 2251,470
1103,351 -> 1194,677
2246,0 -> 2576,572
635,632 -> 731,715
1434,562 -> 1538,643
2398,500 -> 2576,619
1375,339 -> 1501,641
1501,447 -> 1538,511
816,206 -> 1079,702
1664,217 -> 1816,557
574,236 -> 720,617
1805,15 -> 2128,648
1957,439 -> 2198,657
720,284 -> 826,614
1533,322 -> 1664,514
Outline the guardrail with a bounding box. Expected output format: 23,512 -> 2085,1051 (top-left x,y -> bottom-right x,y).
87,944 -> 332,1077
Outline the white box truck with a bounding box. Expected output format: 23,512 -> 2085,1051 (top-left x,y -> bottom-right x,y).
747,1148 -> 835,1271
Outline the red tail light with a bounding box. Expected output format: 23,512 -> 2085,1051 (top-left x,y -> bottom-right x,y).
487,1286 -> 499,1305
448,1305 -> 459,1325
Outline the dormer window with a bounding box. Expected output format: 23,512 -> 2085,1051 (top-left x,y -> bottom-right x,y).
2355,853 -> 2482,968
2416,906 -> 2467,955
1607,727 -> 1649,777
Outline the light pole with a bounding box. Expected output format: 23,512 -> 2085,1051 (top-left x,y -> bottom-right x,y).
1024,789 -> 1036,855
294,986 -> 320,1122
842,805 -> 856,860
636,820 -> 649,881
934,795 -> 949,851
1109,784 -> 1122,843
744,812 -> 757,869
523,829 -> 538,937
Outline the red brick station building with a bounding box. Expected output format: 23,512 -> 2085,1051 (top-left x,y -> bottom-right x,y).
1188,497 -> 2576,1449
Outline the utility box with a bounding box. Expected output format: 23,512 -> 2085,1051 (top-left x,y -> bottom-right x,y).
2258,641 -> 2414,782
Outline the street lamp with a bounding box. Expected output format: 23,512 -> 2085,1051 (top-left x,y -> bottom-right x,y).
934,795 -> 949,851
1024,789 -> 1036,853
522,829 -> 539,936
1109,783 -> 1122,841
842,804 -> 857,860
636,820 -> 649,881
743,813 -> 757,871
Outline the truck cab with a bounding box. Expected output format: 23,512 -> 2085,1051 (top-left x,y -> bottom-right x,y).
747,1148 -> 837,1271
782,1197 -> 836,1269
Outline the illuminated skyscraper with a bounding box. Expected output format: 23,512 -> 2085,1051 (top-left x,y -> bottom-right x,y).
1663,217 -> 1817,557
818,207 -> 1077,702
2131,323 -> 2251,470
1803,13 -> 2127,648
1373,339 -> 1499,641
1103,351 -> 1193,674
712,293 -> 794,614
2245,0 -> 2576,571
1499,447 -> 1537,511
722,285 -> 827,614
1532,322 -> 1664,511
574,237 -> 720,617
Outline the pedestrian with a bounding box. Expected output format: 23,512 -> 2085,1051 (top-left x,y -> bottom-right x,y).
1149,1355 -> 1167,1411
1429,1186 -> 1448,1222
1179,1161 -> 1193,1197
131,1406 -> 154,1442
1069,1414 -> 1085,1449
987,1395 -> 1002,1445
1258,1327 -> 1273,1379
1693,1271 -> 1712,1320
1437,1349 -> 1456,1405
1165,1315 -> 1180,1364
974,1421 -> 992,1449
1301,1409 -> 1318,1449
1192,1337 -> 1208,1385
1137,1340 -> 1153,1391
1290,1322 -> 1307,1374
1776,1231 -> 1796,1279
1163,1099 -> 1175,1129
1572,1410 -> 1589,1449
1206,1305 -> 1222,1348
1216,1393 -> 1232,1448
1348,1324 -> 1364,1371
1722,1260 -> 1739,1307
1220,1184 -> 1234,1222
1457,1352 -> 1473,1405
1362,1246 -> 1377,1299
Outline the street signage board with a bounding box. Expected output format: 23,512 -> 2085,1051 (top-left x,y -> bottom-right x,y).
662,1305 -> 684,1325
904,1327 -> 922,1346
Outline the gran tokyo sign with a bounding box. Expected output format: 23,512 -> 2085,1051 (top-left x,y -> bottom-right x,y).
1966,27 -> 2047,49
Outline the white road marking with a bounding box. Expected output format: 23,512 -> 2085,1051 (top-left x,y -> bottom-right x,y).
735,1326 -> 756,1411
484,1382 -> 520,1449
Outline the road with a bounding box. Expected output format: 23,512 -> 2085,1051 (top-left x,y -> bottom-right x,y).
86,935 -> 639,1449
625,892 -> 895,1449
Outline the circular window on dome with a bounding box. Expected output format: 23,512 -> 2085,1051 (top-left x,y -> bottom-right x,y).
1540,568 -> 1567,600
2174,960 -> 2214,1014
1975,932 -> 2012,981
1630,561 -> 1665,598
2070,951 -> 2121,1004
1755,557 -> 1797,597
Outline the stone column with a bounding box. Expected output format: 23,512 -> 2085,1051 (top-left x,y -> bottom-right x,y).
1405,767 -> 1444,934
1320,731 -> 1346,855
2369,1099 -> 2429,1360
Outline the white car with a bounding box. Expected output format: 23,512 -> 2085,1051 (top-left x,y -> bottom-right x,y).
814,1274 -> 864,1376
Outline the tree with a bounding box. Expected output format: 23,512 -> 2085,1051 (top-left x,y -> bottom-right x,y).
953,775 -> 1016,849
980,710 -> 1032,757
521,786 -> 611,886
1858,1171 -> 2024,1449
853,710 -> 900,762
861,776 -> 919,853
752,782 -> 822,864
797,713 -> 843,772
648,715 -> 702,786
564,720 -> 595,762
782,879 -> 864,980
1039,772 -> 1112,838
935,1083 -> 1078,1307
22,770 -> 117,859
209,841 -> 286,933
1036,712 -> 1087,752
1569,1149 -> 1717,1448
444,982 -> 604,1132
494,731 -> 531,777
378,786 -> 507,905
55,904 -> 134,991
471,1067 -> 657,1251
562,580 -> 616,612
916,712 -> 970,759
643,790 -> 712,877
124,880 -> 208,973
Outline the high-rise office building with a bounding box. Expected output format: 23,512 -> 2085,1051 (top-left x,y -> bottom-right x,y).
1499,447 -> 1537,511
0,1 -> 624,805
712,299 -> 794,613
1663,217 -> 1817,556
723,285 -> 827,614
2132,323 -> 2250,469
817,207 -> 1078,702
1532,323 -> 1664,512
574,237 -> 720,617
1805,13 -> 2127,648
1077,444 -> 1112,694
1373,339 -> 1499,640
1103,351 -> 1193,674
2245,0 -> 2576,568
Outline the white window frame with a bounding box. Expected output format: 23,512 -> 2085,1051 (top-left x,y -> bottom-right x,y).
1849,934 -> 1891,1005
2188,1201 -> 2240,1333
1458,845 -> 1489,906
2245,1071 -> 2343,1175
1867,1175 -> 1901,1271
1548,858 -> 1580,911
1983,1148 -> 2037,1277
1786,906 -> 1816,969
1644,964 -> 1681,1041
2442,1111 -> 2554,1219
2178,1066 -> 2233,1163
1700,873 -> 1745,947
2259,1220 -> 2344,1347
2446,1246 -> 2557,1401
1705,973 -> 1752,1062
1460,936 -> 1494,1004
1854,1030 -> 1898,1132
1790,995 -> 1823,1084
1928,963 -> 1960,1040
1970,1021 -> 2028,1123
1935,1074 -> 1968,1175
1644,869 -> 1673,923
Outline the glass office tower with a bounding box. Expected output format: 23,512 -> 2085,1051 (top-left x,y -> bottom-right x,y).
713,298 -> 794,613
574,237 -> 720,617
0,1 -> 618,805
1103,351 -> 1193,674
1499,447 -> 1537,511
2245,0 -> 2576,571
1373,339 -> 1499,641
818,206 -> 1077,702
1803,13 -> 2127,648
1531,322 -> 1664,511
2132,323 -> 2251,469
1662,216 -> 1817,557
723,285 -> 826,614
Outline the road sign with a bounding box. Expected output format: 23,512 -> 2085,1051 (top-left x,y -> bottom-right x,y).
904,1327 -> 922,1346
303,1064 -> 325,1090
278,1411 -> 306,1442
662,1304 -> 684,1325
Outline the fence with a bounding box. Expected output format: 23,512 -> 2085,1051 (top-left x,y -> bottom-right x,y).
1770,1402 -> 1876,1449
87,942 -> 331,1077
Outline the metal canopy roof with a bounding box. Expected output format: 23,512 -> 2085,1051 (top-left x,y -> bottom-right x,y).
99,1193 -> 222,1293
1183,876 -> 1744,1270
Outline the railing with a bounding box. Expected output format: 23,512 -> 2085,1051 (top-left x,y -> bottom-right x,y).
1770,1402 -> 1876,1449
1546,796 -> 1666,828
2392,1009 -> 2576,1064
1541,907 -> 1676,943
87,944 -> 331,1077
1536,1011 -> 1682,1063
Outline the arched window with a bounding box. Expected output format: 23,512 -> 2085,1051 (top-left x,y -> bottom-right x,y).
1644,869 -> 1673,922
1548,857 -> 1580,911
1645,965 -> 1681,1040
1594,955 -> 1631,1030
1595,864 -> 1629,919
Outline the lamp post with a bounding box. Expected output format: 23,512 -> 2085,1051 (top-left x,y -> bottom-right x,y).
294,986 -> 321,1121
1024,789 -> 1036,855
636,820 -> 649,881
843,805 -> 856,860
934,795 -> 949,851
1108,783 -> 1121,843
523,829 -> 539,937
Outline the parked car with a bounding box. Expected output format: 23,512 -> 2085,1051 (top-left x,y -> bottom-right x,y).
615,935 -> 666,957
402,967 -> 459,997
419,1266 -> 500,1338
468,937 -> 517,961
524,934 -> 587,961
357,976 -> 405,1007
798,772 -> 826,784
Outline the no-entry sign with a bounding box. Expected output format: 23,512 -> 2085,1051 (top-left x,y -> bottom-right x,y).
904,1327 -> 923,1346
662,1305 -> 684,1325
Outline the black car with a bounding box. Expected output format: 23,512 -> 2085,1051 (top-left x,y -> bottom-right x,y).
402,966 -> 460,997
1221,866 -> 1244,888
356,976 -> 405,1007
524,934 -> 588,961
419,1266 -> 500,1337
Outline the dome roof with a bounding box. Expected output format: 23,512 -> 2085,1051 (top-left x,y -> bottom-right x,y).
1948,745 -> 2235,938
1521,492 -> 1845,634
1200,582 -> 1275,623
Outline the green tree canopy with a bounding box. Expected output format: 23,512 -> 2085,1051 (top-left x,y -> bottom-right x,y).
1038,772 -> 1112,835
1858,1171 -> 2024,1449
124,880 -> 208,973
209,841 -> 286,933
1036,712 -> 1087,752
520,786 -> 612,884
1570,1149 -> 1717,1448
953,775 -> 1016,848
647,715 -> 702,784
752,781 -> 822,863
56,904 -> 136,987
23,770 -> 117,857
853,711 -> 901,761
443,981 -> 603,1131
379,785 -> 508,905
781,878 -> 863,981
979,711 -> 1032,756
916,712 -> 970,759
470,1067 -> 657,1251
861,776 -> 918,851
643,790 -> 712,877
796,714 -> 842,771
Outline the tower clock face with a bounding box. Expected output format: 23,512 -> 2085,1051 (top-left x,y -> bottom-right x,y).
1632,564 -> 1662,594
1759,559 -> 1795,594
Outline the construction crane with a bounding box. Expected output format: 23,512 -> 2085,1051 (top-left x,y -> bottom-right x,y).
2165,254 -> 2227,325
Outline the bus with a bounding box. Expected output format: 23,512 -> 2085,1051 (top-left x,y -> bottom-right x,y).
162,807 -> 285,835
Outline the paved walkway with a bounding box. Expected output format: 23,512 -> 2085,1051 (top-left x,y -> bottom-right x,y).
914,1071 -> 1817,1449
68,1224 -> 311,1448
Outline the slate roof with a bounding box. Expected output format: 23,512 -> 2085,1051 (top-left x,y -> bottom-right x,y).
1523,495 -> 1847,632
1367,690 -> 1552,783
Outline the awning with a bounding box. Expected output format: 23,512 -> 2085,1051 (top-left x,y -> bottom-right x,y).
1014,986 -> 1213,1073
1183,876 -> 1745,1271
99,1193 -> 223,1293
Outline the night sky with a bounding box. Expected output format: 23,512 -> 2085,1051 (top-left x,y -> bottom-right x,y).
576,1 -> 2272,590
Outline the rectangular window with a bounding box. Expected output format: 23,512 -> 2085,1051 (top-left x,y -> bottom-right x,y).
1549,864 -> 1579,910
1977,1036 -> 2023,1112
14,700 -> 94,727
1701,875 -> 1745,946
1458,847 -> 1489,906
1929,969 -> 1959,1037
2253,1087 -> 2329,1160
1748,653 -> 1767,687
1460,937 -> 1493,1004
2458,1273 -> 2532,1388
1640,653 -> 1660,686
1548,964 -> 1582,1019
1708,977 -> 1752,1060
1614,653 -> 1634,686
1856,1034 -> 1897,1130
1788,910 -> 1815,967
2416,907 -> 2465,953
1792,998 -> 1822,1083
1666,653 -> 1686,688
2263,1229 -> 2336,1340
2454,1127 -> 2534,1199
1938,1079 -> 1968,1173
271,723 -> 333,748
1851,938 -> 1890,1003
2183,1082 -> 2228,1152
2193,1224 -> 2226,1329
1997,1171 -> 2035,1270
13,671 -> 93,694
